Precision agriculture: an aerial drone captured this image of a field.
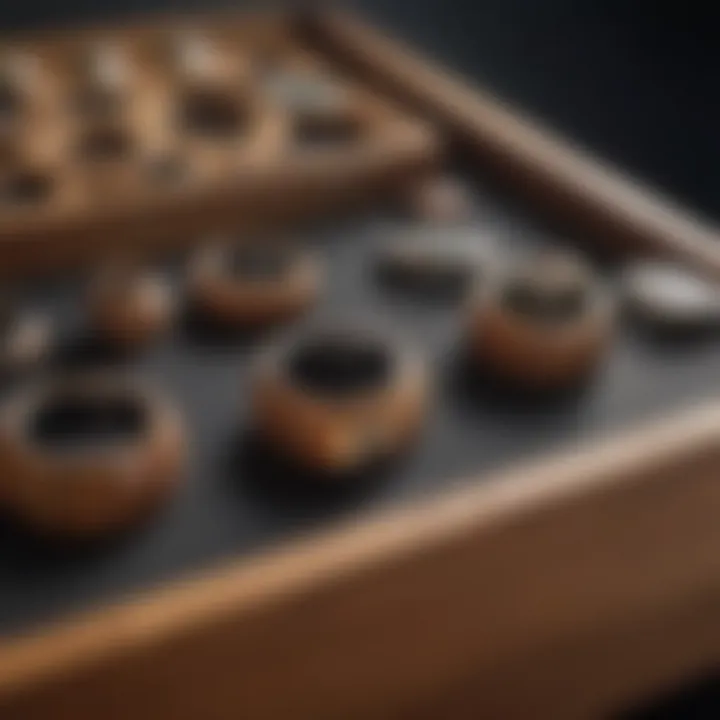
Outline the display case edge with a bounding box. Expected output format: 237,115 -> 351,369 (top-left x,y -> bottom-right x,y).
1,401 -> 720,718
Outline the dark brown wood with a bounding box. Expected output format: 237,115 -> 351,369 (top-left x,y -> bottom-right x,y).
0,11 -> 439,276
305,11 -> 720,278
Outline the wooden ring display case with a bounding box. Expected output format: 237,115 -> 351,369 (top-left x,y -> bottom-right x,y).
0,373 -> 185,536
0,15 -> 438,276
1,9 -> 720,720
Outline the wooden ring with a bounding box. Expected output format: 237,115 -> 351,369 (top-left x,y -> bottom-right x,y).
0,309 -> 51,375
468,252 -> 615,389
88,266 -> 174,349
251,324 -> 428,473
0,373 -> 185,537
188,241 -> 322,328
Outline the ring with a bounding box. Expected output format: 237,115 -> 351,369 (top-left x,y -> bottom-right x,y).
188,241 -> 322,328
87,264 -> 174,349
468,251 -> 615,389
0,373 -> 185,536
0,299 -> 51,375
375,226 -> 496,299
251,323 -> 428,473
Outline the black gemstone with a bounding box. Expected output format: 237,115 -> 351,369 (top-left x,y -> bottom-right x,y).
288,335 -> 391,398
31,393 -> 146,450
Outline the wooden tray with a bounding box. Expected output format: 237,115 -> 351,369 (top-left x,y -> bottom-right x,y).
0,11 -> 437,275
2,9 -> 720,720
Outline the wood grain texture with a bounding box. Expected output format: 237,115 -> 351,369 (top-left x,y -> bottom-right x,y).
0,11 -> 440,276
0,120 -> 437,276
304,10 -> 720,278
2,402 -> 720,718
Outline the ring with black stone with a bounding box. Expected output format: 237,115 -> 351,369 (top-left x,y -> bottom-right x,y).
251,324 -> 429,474
188,241 -> 322,328
468,251 -> 615,390
0,373 -> 185,537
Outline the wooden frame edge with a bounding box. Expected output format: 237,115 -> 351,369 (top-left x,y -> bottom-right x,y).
2,401 -> 720,717
0,9 -> 443,276
0,124 -> 439,276
304,10 -> 720,277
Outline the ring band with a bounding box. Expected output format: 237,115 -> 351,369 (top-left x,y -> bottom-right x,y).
251,324 -> 428,473
0,373 -> 185,536
468,253 -> 615,389
188,241 -> 322,328
88,266 -> 174,349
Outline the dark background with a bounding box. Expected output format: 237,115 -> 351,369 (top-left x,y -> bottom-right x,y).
3,0 -> 720,716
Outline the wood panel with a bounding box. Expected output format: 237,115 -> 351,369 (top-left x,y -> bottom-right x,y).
1,403 -> 720,718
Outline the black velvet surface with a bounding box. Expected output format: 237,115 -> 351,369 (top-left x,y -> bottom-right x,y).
0,173 -> 716,642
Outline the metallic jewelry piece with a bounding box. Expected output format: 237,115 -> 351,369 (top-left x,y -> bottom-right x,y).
621,261 -> 720,333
